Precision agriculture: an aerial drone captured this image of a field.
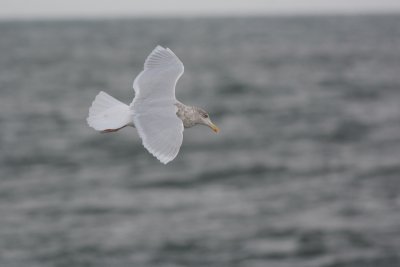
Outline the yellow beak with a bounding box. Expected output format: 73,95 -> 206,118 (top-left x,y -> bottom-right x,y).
208,121 -> 220,133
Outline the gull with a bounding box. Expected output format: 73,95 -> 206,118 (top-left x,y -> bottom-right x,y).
87,46 -> 219,164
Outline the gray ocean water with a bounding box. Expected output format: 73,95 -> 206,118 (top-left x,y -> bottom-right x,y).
1,15 -> 400,267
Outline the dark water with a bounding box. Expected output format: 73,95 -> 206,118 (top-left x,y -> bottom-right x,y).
1,15 -> 400,267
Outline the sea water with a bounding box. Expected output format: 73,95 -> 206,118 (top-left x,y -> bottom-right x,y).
1,15 -> 400,267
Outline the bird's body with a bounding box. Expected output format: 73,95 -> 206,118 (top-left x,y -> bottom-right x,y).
87,46 -> 219,164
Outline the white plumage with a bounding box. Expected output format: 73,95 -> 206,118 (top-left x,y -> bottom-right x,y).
131,46 -> 184,164
87,91 -> 131,132
87,46 -> 219,164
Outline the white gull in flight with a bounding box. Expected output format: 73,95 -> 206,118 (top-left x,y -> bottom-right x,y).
87,46 -> 219,164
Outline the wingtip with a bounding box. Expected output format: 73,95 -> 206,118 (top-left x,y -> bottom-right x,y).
160,159 -> 170,165
155,150 -> 175,165
153,45 -> 175,55
154,45 -> 165,51
152,151 -> 174,165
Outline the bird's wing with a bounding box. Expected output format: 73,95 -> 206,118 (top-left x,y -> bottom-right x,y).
131,46 -> 184,164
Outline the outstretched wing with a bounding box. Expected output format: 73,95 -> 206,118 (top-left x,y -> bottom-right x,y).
131,46 -> 184,164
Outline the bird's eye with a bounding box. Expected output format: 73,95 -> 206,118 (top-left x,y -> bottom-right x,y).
202,114 -> 209,118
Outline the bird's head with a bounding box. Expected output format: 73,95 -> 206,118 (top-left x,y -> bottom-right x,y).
193,107 -> 219,133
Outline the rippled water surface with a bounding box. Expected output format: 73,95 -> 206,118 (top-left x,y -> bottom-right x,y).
1,15 -> 400,267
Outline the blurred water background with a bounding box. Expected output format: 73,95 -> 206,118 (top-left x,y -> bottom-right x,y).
1,15 -> 400,267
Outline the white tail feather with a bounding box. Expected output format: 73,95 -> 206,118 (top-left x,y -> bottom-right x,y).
87,91 -> 131,131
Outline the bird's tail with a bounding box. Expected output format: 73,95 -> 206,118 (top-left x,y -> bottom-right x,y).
86,91 -> 131,132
